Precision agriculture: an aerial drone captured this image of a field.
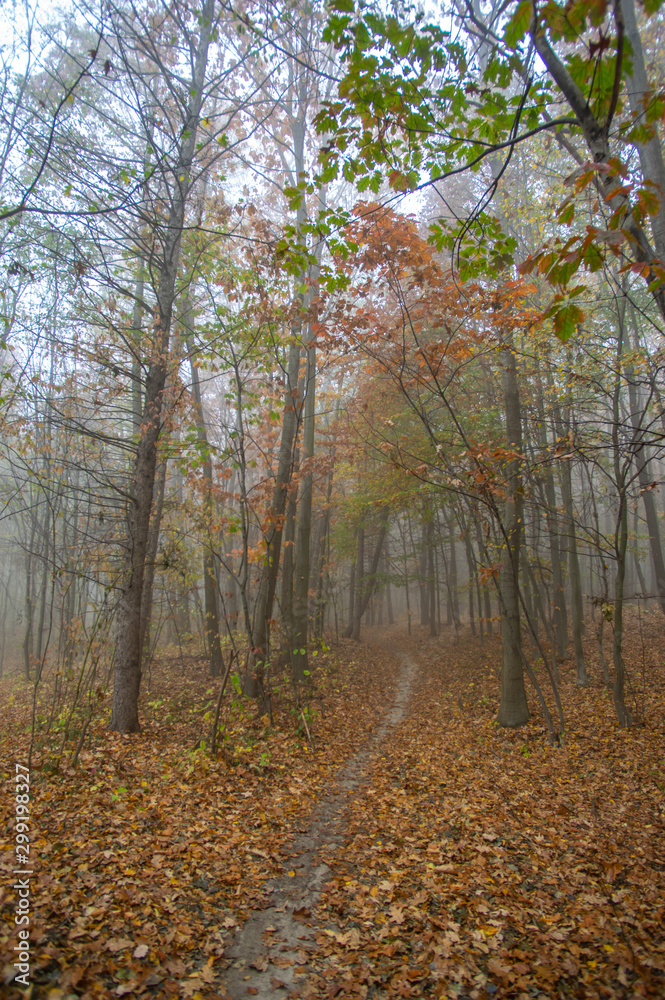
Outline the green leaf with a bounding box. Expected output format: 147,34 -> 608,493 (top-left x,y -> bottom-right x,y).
504,0 -> 531,48
559,202 -> 575,225
552,301 -> 585,342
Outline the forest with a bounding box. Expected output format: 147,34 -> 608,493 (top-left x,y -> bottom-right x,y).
0,0 -> 664,997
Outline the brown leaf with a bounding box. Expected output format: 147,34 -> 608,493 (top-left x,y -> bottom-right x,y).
199,964 -> 216,983
250,955 -> 269,971
272,955 -> 294,968
561,956 -> 579,976
107,938 -> 132,953
115,982 -> 140,997
180,978 -> 204,998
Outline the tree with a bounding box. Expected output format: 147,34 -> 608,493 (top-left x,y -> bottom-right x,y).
0,2 -> 102,225
319,0 -> 665,331
7,0 -> 257,731
322,206 -> 553,726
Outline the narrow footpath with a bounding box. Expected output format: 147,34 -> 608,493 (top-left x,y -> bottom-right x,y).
221,651 -> 419,999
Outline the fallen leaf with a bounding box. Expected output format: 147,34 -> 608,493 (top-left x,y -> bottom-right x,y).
107,938 -> 132,953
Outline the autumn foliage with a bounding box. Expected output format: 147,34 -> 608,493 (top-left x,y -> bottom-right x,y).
2,613 -> 664,999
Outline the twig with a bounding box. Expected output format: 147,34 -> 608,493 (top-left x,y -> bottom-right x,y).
210,651 -> 237,755
299,708 -> 312,745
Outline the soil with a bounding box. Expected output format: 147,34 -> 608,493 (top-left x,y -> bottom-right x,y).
221,650 -> 419,999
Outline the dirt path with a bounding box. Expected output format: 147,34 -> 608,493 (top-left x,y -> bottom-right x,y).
221,650 -> 419,999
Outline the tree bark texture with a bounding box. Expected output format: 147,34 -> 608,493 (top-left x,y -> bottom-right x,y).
111,0 -> 216,732
188,335 -> 224,677
497,346 -> 530,728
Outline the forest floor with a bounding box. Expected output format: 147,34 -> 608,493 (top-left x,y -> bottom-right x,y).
1,611 -> 664,1000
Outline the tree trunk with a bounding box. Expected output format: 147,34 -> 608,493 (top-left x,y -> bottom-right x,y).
537,373 -> 568,657
497,345 -> 529,728
185,313 -> 224,677
398,520 -> 413,635
461,522 -> 477,636
448,516 -> 460,628
131,270 -> 145,436
139,457 -> 167,671
384,540 -> 395,626
35,508 -> 50,663
560,458 -> 587,685
611,295 -> 633,727
625,355 -> 665,614
22,510 -> 37,680
0,579 -> 9,678
531,6 -> 665,323
250,338 -> 302,678
347,515 -> 389,641
632,509 -> 648,597
292,336 -> 317,683
428,521 -> 437,637
111,0 -> 215,732
202,518 -> 223,676
612,494 -> 633,727
622,0 -> 665,263
349,526 -> 365,641
419,522 -> 429,627
281,476 -> 298,644
551,359 -> 586,685
314,511 -> 331,640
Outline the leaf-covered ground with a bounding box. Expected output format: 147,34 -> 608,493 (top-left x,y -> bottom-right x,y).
1,610 -> 664,1000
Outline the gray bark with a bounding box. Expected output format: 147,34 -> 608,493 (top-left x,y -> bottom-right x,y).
111,0 -> 216,731
622,0 -> 665,262
188,325 -> 224,677
625,349 -> 665,613
250,338 -> 302,677
497,346 -> 529,727
531,6 -> 665,322
348,515 -> 389,640
560,458 -> 587,685
537,374 -> 568,657
139,456 -> 167,669
611,299 -> 634,727
292,338 -> 316,682
349,525 -> 365,641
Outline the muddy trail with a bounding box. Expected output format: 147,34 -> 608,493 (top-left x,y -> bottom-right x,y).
218,624 -> 665,1000
1,619 -> 663,1000
221,649 -> 419,998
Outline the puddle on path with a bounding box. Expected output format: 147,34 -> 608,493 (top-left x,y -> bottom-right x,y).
221,651 -> 418,999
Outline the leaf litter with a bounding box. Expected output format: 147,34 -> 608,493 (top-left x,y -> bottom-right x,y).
0,612 -> 663,1000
